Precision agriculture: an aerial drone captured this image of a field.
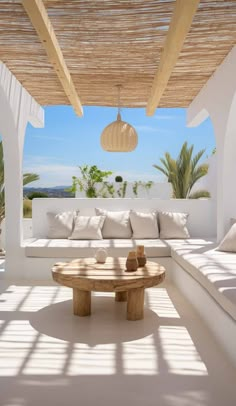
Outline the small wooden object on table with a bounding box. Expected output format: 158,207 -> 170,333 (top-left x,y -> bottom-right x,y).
126,250 -> 138,272
52,257 -> 165,321
136,245 -> 147,267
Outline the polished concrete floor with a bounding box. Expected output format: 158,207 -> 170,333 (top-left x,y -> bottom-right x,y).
0,280 -> 235,406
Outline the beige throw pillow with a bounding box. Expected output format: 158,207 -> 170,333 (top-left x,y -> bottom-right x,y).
95,208 -> 132,238
159,211 -> 190,239
47,211 -> 77,238
130,210 -> 159,239
217,223 -> 236,252
69,215 -> 105,240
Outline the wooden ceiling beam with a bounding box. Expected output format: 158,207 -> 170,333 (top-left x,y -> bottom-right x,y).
22,0 -> 83,117
146,0 -> 200,116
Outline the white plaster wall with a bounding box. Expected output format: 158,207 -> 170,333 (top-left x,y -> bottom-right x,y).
0,218 -> 33,249
171,260 -> 236,369
187,46 -> 236,240
32,198 -> 216,238
0,61 -> 44,274
75,182 -> 172,199
0,196 -> 216,248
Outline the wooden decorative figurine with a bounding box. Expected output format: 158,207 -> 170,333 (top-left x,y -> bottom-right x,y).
126,251 -> 138,272
137,245 -> 147,267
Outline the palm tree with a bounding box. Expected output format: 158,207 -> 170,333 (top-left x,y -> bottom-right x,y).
23,173 -> 39,186
0,141 -> 39,225
153,142 -> 210,199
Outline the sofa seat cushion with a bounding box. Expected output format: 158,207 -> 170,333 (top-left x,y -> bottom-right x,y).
24,238 -> 171,258
168,239 -> 236,320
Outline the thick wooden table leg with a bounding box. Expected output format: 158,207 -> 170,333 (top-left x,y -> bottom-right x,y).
127,287 -> 144,321
115,291 -> 127,302
73,288 -> 91,316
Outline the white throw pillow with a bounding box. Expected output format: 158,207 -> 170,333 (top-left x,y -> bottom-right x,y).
95,208 -> 132,238
130,210 -> 159,239
217,223 -> 236,252
159,211 -> 190,239
47,211 -> 77,238
69,215 -> 105,240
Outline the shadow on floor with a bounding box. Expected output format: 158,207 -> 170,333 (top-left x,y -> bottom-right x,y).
30,296 -> 160,344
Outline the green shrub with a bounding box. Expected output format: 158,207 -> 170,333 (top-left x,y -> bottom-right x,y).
70,165 -> 113,198
23,199 -> 32,218
115,175 -> 123,182
27,191 -> 48,200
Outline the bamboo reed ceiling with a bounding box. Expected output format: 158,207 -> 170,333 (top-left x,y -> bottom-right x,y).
0,0 -> 235,108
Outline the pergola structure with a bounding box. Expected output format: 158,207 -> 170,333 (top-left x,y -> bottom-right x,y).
0,0 -> 236,273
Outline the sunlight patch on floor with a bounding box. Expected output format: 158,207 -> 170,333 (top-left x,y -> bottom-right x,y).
159,326 -> 208,376
146,288 -> 180,318
122,336 -> 158,375
67,344 -> 116,375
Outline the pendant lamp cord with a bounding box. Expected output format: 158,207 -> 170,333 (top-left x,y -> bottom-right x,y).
116,84 -> 121,120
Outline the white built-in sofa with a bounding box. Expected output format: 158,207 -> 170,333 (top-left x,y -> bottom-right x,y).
20,198 -> 236,367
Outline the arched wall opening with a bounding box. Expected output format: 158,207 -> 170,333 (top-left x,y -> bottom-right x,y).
220,91 -> 236,231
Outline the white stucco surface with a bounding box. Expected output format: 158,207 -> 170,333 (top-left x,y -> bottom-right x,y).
187,45 -> 236,240
0,61 -> 44,274
32,197 -> 216,239
0,218 -> 32,249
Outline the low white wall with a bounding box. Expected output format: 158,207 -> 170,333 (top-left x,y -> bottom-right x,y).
76,182 -> 172,199
32,198 -> 216,238
0,218 -> 33,249
171,260 -> 236,368
0,198 -> 217,249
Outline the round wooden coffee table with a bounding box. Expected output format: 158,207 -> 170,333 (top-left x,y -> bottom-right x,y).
52,257 -> 165,321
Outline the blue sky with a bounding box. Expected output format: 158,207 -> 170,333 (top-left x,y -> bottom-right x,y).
23,106 -> 215,187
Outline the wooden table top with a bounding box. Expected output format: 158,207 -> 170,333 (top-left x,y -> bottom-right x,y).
52,257 -> 166,292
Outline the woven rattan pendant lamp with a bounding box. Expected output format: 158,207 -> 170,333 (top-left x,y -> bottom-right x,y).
100,85 -> 138,152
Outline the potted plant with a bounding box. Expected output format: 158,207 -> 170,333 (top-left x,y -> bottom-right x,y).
70,165 -> 113,198
115,175 -> 123,183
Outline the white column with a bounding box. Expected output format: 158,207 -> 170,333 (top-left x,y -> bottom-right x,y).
0,62 -> 44,274
187,46 -> 236,241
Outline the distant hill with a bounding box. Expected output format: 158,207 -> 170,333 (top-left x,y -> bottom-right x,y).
24,186 -> 74,198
